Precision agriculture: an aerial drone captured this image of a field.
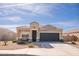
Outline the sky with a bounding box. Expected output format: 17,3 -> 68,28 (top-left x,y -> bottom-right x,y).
0,3 -> 79,32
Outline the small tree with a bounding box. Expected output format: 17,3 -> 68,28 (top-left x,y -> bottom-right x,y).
2,35 -> 8,46
71,35 -> 78,44
3,41 -> 7,46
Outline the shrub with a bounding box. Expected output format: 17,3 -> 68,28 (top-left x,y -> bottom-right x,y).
12,40 -> 17,43
28,43 -> 34,48
71,42 -> 76,45
60,39 -> 64,42
17,38 -> 27,44
17,42 -> 26,44
71,35 -> 78,42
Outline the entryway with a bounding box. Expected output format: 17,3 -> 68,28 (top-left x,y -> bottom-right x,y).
32,30 -> 37,42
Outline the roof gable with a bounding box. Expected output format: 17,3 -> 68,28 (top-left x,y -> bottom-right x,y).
40,24 -> 62,31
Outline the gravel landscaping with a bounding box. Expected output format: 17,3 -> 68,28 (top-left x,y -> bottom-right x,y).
0,41 -> 38,50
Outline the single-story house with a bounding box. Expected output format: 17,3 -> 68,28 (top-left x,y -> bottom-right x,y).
16,21 -> 63,42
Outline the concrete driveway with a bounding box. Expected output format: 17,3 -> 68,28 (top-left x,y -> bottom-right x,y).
0,42 -> 79,56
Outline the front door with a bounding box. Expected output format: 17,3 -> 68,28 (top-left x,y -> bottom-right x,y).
32,30 -> 37,42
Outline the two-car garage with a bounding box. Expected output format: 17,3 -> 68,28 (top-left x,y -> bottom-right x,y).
40,33 -> 59,42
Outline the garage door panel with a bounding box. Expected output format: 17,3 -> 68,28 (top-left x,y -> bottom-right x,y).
40,33 -> 59,41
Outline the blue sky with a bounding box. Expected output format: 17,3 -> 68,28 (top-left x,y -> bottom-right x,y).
0,3 -> 79,32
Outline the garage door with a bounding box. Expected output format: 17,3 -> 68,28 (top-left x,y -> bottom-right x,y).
40,33 -> 59,41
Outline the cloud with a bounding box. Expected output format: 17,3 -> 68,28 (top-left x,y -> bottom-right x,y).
6,16 -> 22,22
0,24 -> 28,32
0,16 -> 22,22
0,3 -> 32,8
0,3 -> 59,18
0,25 -> 17,32
0,3 -> 55,24
0,3 -> 65,20
48,20 -> 79,31
0,3 -> 78,31
52,20 -> 79,27
0,3 -> 34,16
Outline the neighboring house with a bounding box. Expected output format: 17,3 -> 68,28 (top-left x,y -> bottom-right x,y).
16,21 -> 63,42
63,29 -> 79,41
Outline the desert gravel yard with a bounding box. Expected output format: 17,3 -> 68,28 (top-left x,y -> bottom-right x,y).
0,42 -> 27,50
0,42 -> 79,56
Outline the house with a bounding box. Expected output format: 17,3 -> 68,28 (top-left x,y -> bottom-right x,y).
16,21 -> 63,42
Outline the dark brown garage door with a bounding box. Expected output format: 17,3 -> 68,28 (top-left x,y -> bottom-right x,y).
40,33 -> 59,41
